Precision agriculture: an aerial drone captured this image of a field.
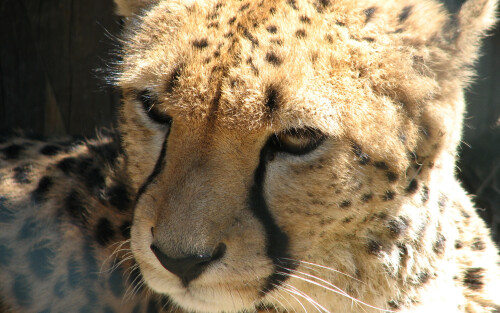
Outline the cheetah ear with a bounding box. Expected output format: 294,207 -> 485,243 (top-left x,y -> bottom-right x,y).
114,0 -> 159,16
446,0 -> 497,64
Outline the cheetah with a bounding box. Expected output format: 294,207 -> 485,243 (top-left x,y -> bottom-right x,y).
1,0 -> 500,312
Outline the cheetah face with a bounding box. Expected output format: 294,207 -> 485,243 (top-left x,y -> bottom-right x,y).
115,0 -> 496,312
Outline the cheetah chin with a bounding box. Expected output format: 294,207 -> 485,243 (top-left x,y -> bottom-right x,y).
1,0 -> 499,313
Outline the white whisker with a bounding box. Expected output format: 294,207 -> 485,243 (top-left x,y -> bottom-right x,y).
280,258 -> 363,283
281,283 -> 329,313
278,270 -> 393,312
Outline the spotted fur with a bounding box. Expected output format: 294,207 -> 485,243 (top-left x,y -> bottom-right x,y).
1,0 -> 500,312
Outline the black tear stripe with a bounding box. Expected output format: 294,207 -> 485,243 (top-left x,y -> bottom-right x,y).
248,140 -> 297,295
136,130 -> 171,202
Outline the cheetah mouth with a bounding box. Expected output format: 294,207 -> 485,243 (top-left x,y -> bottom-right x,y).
141,270 -> 263,313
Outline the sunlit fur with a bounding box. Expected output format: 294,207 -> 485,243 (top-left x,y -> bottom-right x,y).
114,0 -> 499,312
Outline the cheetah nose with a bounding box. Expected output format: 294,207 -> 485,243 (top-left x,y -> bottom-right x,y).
150,242 -> 226,286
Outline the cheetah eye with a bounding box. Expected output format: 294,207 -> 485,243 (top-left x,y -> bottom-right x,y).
271,127 -> 325,155
137,89 -> 172,125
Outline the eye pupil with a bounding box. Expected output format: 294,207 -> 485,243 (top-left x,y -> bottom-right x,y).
137,89 -> 172,125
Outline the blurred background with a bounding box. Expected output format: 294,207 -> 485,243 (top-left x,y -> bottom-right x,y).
0,0 -> 499,243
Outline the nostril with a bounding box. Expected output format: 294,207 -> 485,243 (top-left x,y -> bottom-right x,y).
212,243 -> 226,262
150,243 -> 226,286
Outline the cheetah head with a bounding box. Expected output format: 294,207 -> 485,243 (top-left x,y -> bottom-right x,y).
114,0 -> 497,312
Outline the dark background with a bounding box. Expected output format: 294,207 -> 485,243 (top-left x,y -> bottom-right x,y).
1,0 -> 499,243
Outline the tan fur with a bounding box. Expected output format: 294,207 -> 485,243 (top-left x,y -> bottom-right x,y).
115,0 -> 500,312
0,0 -> 499,312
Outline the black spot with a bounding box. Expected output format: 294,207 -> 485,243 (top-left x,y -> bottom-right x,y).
417,271 -> 430,284
382,190 -> 395,201
352,144 -> 370,165
269,7 -> 276,14
364,7 -> 377,23
316,0 -> 330,9
54,277 -> 66,298
57,157 -> 77,175
31,176 -> 54,202
192,38 -> 209,49
339,200 -> 352,208
228,16 -> 236,25
374,161 -> 389,170
0,196 -> 15,223
165,67 -> 183,91
27,240 -> 55,279
387,217 -> 408,238
120,221 -> 132,239
295,29 -> 307,38
40,145 -> 62,156
13,164 -> 32,184
463,268 -> 484,290
207,21 -> 219,29
433,233 -> 446,254
239,3 -> 250,11
398,5 -> 413,23
67,256 -> 82,288
84,167 -> 106,193
342,217 -> 353,224
299,15 -> 311,24
239,25 -> 259,47
367,240 -> 382,255
95,218 -> 115,246
13,275 -> 32,307
109,262 -> 125,297
265,51 -> 282,66
471,237 -> 486,251
65,190 -> 88,224
18,218 -> 41,240
421,185 -> 429,202
88,141 -> 120,165
287,0 -> 299,10
386,171 -> 398,182
0,244 -> 13,266
106,183 -> 131,211
455,240 -> 463,249
265,85 -> 281,112
361,193 -> 373,202
405,179 -> 419,194
1,144 -> 24,159
266,25 -> 277,33
270,38 -> 283,46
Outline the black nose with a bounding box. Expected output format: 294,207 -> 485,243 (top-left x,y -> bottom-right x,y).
150,243 -> 226,286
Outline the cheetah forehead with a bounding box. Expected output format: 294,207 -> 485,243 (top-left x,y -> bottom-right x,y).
117,0 -> 476,135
